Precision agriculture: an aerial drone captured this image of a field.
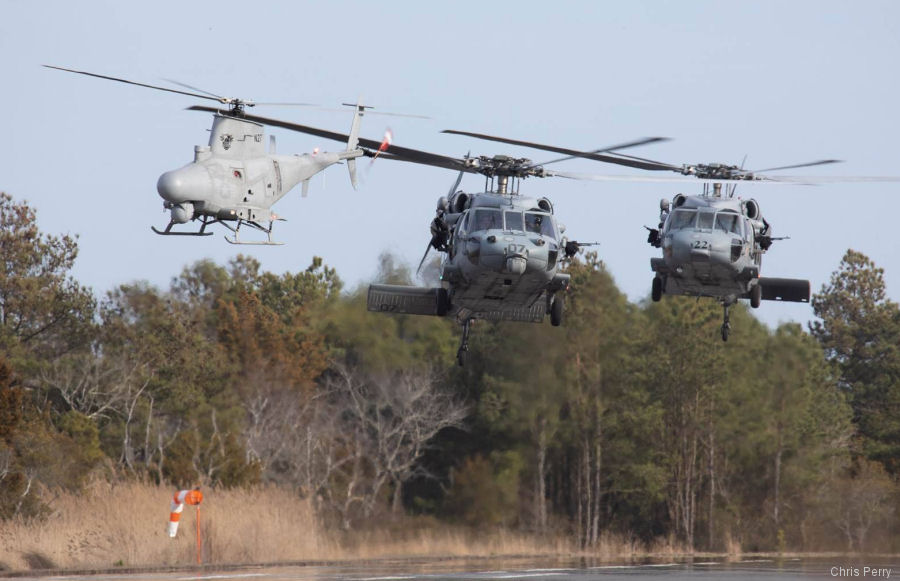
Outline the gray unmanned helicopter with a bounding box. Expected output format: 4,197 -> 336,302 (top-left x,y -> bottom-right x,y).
203,113 -> 666,364
45,65 -> 381,245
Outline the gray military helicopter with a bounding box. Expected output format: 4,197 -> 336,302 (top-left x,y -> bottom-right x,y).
201,113 -> 665,363
556,151 -> 892,340
646,175 -> 813,342
45,65 -> 376,245
456,134 -> 900,341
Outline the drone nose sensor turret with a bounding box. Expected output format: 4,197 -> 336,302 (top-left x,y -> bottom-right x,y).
157,166 -> 209,203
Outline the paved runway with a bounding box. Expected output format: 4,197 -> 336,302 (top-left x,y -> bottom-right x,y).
5,558 -> 896,581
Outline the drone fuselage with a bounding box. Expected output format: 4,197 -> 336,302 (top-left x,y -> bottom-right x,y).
155,114 -> 362,243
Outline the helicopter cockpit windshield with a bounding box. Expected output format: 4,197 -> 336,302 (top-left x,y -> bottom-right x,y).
667,209 -> 697,231
505,211 -> 525,232
525,212 -> 557,238
472,209 -> 503,232
715,212 -> 742,235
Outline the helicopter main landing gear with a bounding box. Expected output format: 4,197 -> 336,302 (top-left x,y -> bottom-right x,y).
720,299 -> 735,342
457,318 -> 473,367
550,294 -> 564,326
651,276 -> 663,302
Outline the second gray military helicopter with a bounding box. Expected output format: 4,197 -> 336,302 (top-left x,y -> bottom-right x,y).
207,114 -> 665,364
45,65 -> 380,245
561,150 -> 894,340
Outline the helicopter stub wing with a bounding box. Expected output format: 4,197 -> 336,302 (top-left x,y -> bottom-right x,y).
758,277 -> 810,303
367,284 -> 449,317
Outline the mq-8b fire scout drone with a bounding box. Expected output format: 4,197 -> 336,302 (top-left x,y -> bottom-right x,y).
211,113 -> 666,364
44,65 -> 405,244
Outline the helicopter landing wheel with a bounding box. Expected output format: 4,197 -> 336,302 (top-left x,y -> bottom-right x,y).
750,283 -> 761,309
651,277 -> 662,302
550,294 -> 564,327
721,303 -> 731,342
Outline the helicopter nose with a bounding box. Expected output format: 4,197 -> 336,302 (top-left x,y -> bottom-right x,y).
157,165 -> 209,203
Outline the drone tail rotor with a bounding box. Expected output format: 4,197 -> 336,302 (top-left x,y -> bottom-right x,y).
345,98 -> 366,189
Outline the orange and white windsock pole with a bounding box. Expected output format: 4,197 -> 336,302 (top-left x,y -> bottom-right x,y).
167,488 -> 203,538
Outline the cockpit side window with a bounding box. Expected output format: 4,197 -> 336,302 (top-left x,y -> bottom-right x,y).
668,209 -> 697,230
472,209 -> 502,232
457,212 -> 468,234
697,210 -> 715,230
505,211 -> 524,232
526,212 -> 556,237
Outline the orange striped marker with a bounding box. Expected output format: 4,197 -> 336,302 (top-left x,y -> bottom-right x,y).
167,488 -> 203,538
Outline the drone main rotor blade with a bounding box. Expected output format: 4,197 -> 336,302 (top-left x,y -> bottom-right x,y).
441,129 -> 676,171
188,106 -> 470,172
162,78 -> 226,99
253,102 -> 325,107
45,65 -> 224,103
750,159 -> 843,173
307,107 -> 431,119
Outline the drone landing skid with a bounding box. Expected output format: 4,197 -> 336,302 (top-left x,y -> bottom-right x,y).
151,226 -> 214,237
222,218 -> 284,246
151,219 -> 215,237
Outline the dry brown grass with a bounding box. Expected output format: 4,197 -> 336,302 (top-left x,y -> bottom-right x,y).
0,480 -> 330,570
0,480 -> 700,571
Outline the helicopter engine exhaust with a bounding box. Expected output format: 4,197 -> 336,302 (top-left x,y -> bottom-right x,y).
170,202 -> 194,224
453,194 -> 470,213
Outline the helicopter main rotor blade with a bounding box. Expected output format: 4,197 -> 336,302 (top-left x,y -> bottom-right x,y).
750,159 -> 843,173
416,242 -> 433,276
546,170 -> 808,184
531,137 -> 672,167
441,129 -> 676,171
188,106 -> 472,172
45,65 -> 225,103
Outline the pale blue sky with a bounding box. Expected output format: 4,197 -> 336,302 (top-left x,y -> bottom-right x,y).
3,0 -> 898,328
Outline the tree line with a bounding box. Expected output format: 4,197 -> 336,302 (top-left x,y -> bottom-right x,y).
1,192 -> 899,552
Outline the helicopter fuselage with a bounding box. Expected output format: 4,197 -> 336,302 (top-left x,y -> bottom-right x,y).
650,194 -> 761,301
440,192 -> 569,322
648,191 -> 809,341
